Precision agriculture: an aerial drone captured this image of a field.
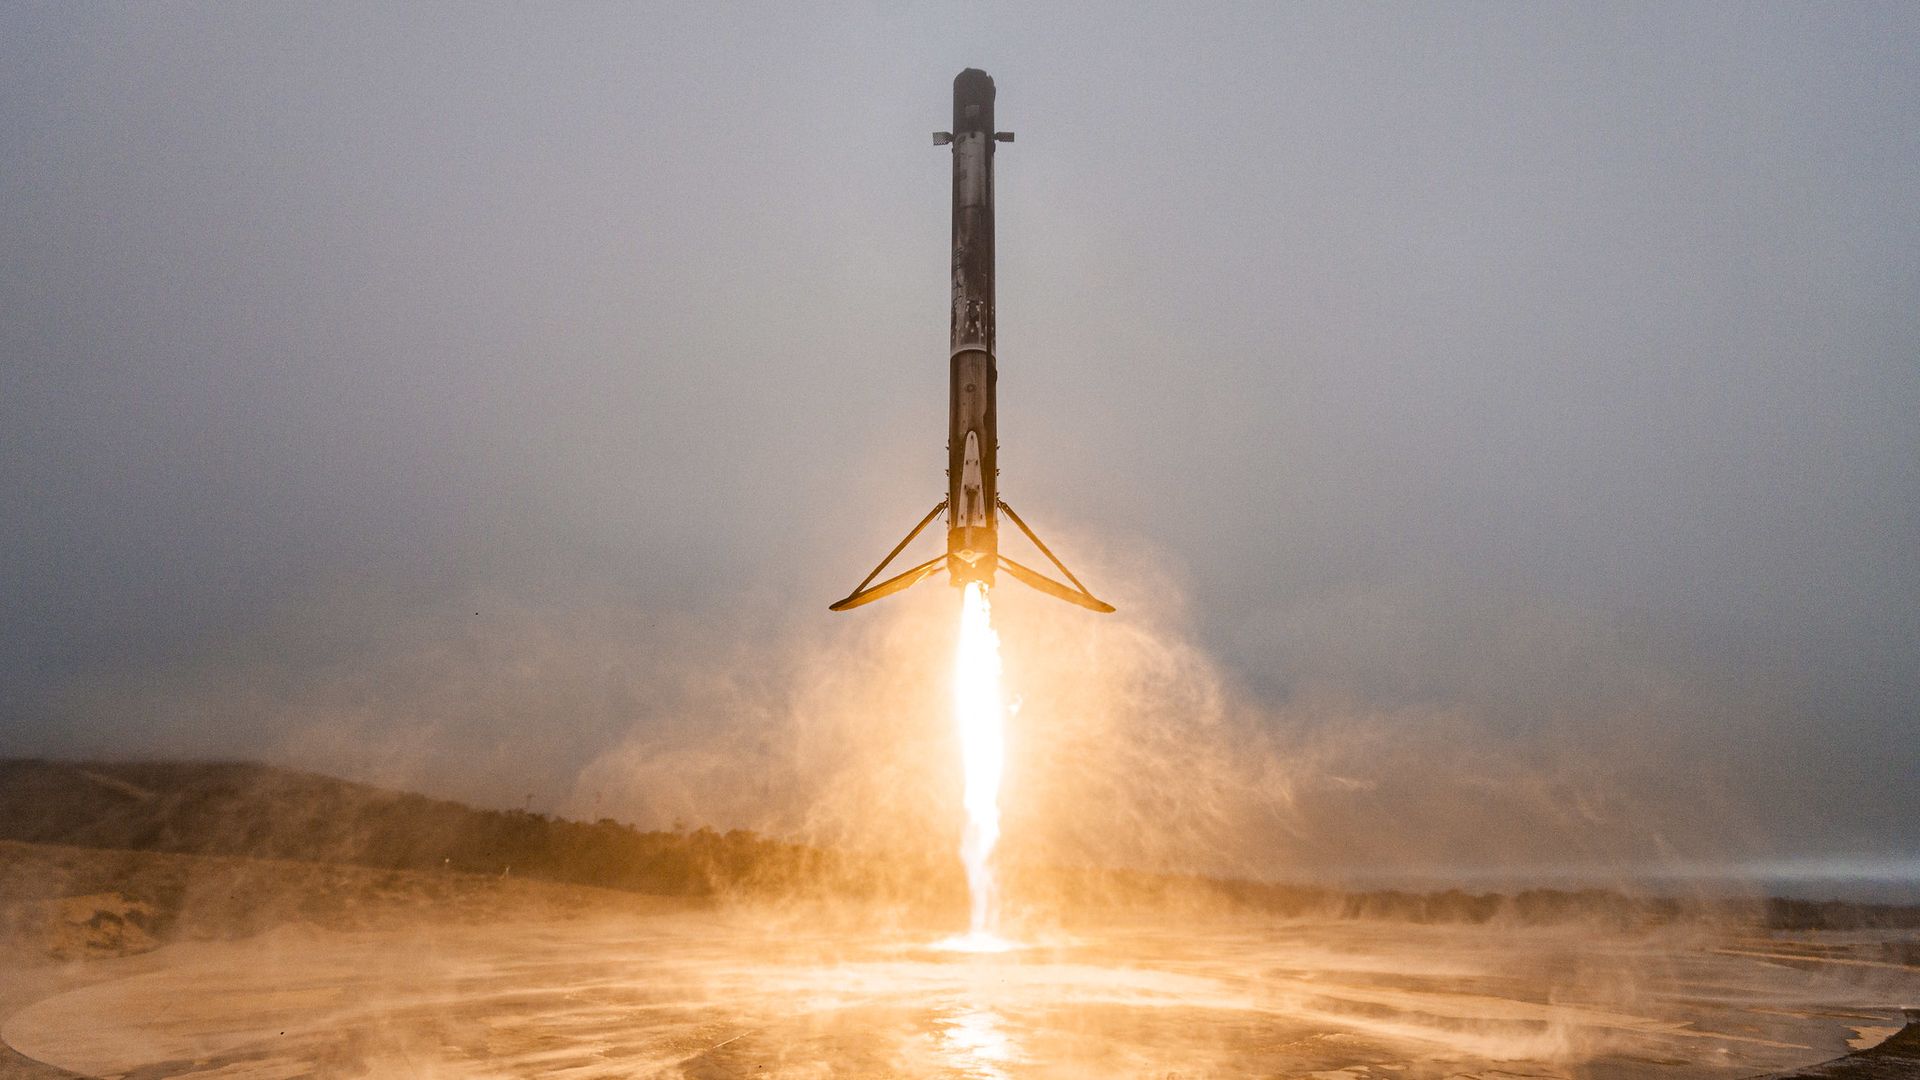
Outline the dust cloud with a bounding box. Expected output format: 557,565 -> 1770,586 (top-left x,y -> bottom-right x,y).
43,537 -> 1780,900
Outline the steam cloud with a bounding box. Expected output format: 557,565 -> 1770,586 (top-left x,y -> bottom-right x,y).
43,534 -> 1799,890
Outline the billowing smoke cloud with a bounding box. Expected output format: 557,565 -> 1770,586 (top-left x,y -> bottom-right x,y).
47,530 -> 1802,888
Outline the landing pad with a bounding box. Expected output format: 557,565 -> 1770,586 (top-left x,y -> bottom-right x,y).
4,913 -> 1915,1078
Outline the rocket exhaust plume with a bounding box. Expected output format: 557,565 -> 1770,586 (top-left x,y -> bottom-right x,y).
953,582 -> 1006,940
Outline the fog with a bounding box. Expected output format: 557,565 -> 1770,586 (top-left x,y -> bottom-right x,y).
3,5 -> 1915,883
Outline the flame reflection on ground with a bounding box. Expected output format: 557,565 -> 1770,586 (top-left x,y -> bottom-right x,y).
937,1003 -> 1020,1080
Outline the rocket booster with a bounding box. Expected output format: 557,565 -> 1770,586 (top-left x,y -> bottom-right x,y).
944,68 -> 1003,589
831,69 -> 1111,614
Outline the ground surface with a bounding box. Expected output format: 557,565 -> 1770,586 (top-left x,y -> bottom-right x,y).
1,823 -> 1915,1080
4,902 -> 1917,1079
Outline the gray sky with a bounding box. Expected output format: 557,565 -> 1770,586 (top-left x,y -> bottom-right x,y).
3,4 -> 1915,879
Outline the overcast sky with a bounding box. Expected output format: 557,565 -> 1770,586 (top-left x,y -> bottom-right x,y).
3,4 -> 1915,878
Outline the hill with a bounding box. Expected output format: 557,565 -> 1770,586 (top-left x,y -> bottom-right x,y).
0,758 -> 840,898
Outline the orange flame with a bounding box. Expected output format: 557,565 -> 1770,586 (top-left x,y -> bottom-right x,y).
954,581 -> 1006,938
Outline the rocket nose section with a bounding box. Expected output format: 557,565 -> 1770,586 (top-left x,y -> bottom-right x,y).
953,68 -> 996,132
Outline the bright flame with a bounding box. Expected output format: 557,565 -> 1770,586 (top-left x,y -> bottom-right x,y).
954,581 -> 1006,938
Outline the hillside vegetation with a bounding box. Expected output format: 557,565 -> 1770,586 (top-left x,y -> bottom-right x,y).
0,758 -> 850,898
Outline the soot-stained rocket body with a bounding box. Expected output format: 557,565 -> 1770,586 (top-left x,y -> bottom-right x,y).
832,69 -> 1112,614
